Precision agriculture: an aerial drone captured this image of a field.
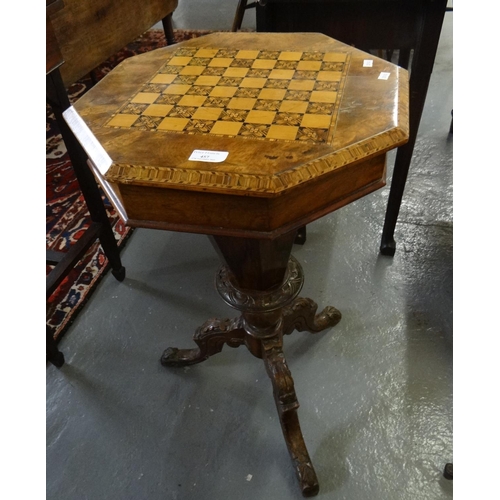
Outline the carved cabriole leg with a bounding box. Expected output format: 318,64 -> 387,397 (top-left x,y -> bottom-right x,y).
161,317 -> 245,366
261,331 -> 319,497
161,13 -> 176,46
283,297 -> 342,336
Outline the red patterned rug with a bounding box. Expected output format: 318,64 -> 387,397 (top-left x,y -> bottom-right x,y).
46,29 -> 216,343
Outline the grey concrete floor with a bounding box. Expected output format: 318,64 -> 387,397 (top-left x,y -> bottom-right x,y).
47,4 -> 453,500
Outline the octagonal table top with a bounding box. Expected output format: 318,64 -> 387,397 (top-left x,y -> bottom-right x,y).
64,32 -> 409,238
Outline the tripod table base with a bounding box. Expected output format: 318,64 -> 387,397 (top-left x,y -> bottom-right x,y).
161,257 -> 341,497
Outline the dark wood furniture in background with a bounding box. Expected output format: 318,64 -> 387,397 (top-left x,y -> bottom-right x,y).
234,0 -> 449,255
63,32 -> 409,495
46,0 -> 66,368
46,0 -> 179,367
49,0 -> 178,87
46,0 -> 126,367
232,0 -> 267,31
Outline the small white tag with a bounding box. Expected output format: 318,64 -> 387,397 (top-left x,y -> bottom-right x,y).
188,149 -> 229,163
363,59 -> 373,67
378,72 -> 391,80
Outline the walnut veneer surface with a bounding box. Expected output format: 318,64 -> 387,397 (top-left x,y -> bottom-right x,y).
65,32 -> 409,238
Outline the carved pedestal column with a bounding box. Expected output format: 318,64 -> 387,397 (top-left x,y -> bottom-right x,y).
161,232 -> 341,497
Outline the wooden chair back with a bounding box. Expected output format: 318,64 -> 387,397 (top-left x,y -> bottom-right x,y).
50,0 -> 178,86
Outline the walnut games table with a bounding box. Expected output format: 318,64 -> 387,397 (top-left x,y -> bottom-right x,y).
64,32 -> 409,497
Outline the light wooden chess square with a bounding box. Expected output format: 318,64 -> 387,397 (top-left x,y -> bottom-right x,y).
131,93 -> 160,104
157,117 -> 190,131
143,104 -> 174,117
224,67 -> 249,78
151,74 -> 177,84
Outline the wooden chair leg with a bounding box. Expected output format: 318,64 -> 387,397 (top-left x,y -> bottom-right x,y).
232,0 -> 249,32
380,0 -> 446,256
47,326 -> 64,368
47,69 -> 126,279
443,463 -> 453,480
295,226 -> 306,245
162,13 -> 175,45
398,48 -> 412,70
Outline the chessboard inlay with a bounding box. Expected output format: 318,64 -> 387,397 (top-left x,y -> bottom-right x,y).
105,47 -> 350,143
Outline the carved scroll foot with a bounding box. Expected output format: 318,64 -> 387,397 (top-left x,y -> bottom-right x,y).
283,297 -> 341,337
262,335 -> 319,497
161,317 -> 245,367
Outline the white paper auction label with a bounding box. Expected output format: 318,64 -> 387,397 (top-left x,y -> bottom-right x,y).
363,59 -> 374,67
378,72 -> 391,80
188,149 -> 229,163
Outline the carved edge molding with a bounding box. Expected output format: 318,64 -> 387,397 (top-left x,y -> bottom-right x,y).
215,256 -> 304,312
103,126 -> 408,194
